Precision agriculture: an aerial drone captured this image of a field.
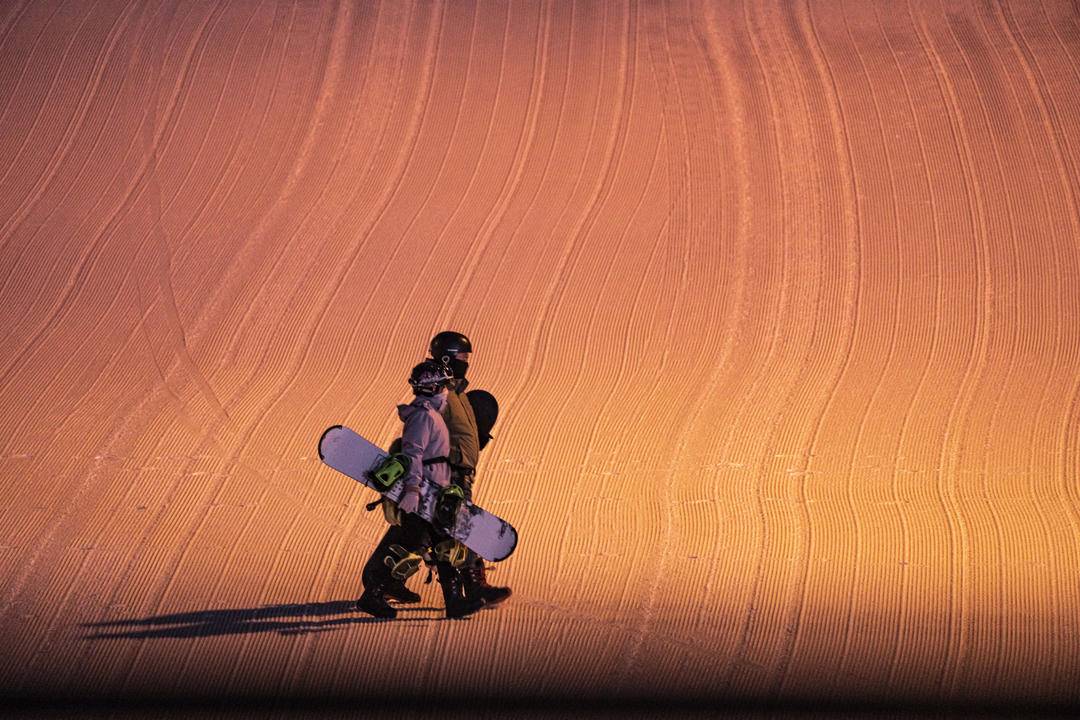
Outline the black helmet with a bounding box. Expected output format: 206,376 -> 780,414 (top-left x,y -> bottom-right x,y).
408,359 -> 453,395
429,331 -> 472,365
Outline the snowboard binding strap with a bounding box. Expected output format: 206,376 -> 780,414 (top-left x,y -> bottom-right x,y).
434,485 -> 466,528
434,539 -> 468,568
384,544 -> 423,581
368,453 -> 410,491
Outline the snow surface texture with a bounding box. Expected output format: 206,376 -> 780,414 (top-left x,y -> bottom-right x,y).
1,0 -> 1079,709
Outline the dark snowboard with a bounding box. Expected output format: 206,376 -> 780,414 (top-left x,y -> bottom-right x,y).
467,389 -> 498,450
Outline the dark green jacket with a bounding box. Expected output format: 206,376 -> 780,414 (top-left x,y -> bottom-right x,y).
444,379 -> 479,472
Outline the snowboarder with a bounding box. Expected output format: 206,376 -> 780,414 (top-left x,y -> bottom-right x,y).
429,331 -> 512,607
355,359 -> 484,620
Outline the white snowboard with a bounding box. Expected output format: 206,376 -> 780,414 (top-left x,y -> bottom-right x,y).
318,425 -> 517,562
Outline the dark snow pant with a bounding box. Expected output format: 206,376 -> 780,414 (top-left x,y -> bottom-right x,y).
362,472 -> 478,592
361,514 -> 433,590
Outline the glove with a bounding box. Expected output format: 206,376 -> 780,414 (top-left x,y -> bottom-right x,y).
451,467 -> 475,501
397,487 -> 421,515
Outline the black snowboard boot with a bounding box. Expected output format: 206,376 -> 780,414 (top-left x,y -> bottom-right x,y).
383,579 -> 421,604
462,559 -> 511,606
437,562 -> 484,619
356,585 -> 397,619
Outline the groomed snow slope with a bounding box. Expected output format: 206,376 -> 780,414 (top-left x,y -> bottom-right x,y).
1,0 -> 1079,708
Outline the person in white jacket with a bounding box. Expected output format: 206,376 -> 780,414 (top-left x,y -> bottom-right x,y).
356,360 -> 484,620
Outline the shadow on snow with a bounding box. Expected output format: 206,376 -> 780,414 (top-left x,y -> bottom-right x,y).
81,600 -> 444,639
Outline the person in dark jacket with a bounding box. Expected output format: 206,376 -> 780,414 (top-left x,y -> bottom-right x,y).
429,331 -> 511,607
